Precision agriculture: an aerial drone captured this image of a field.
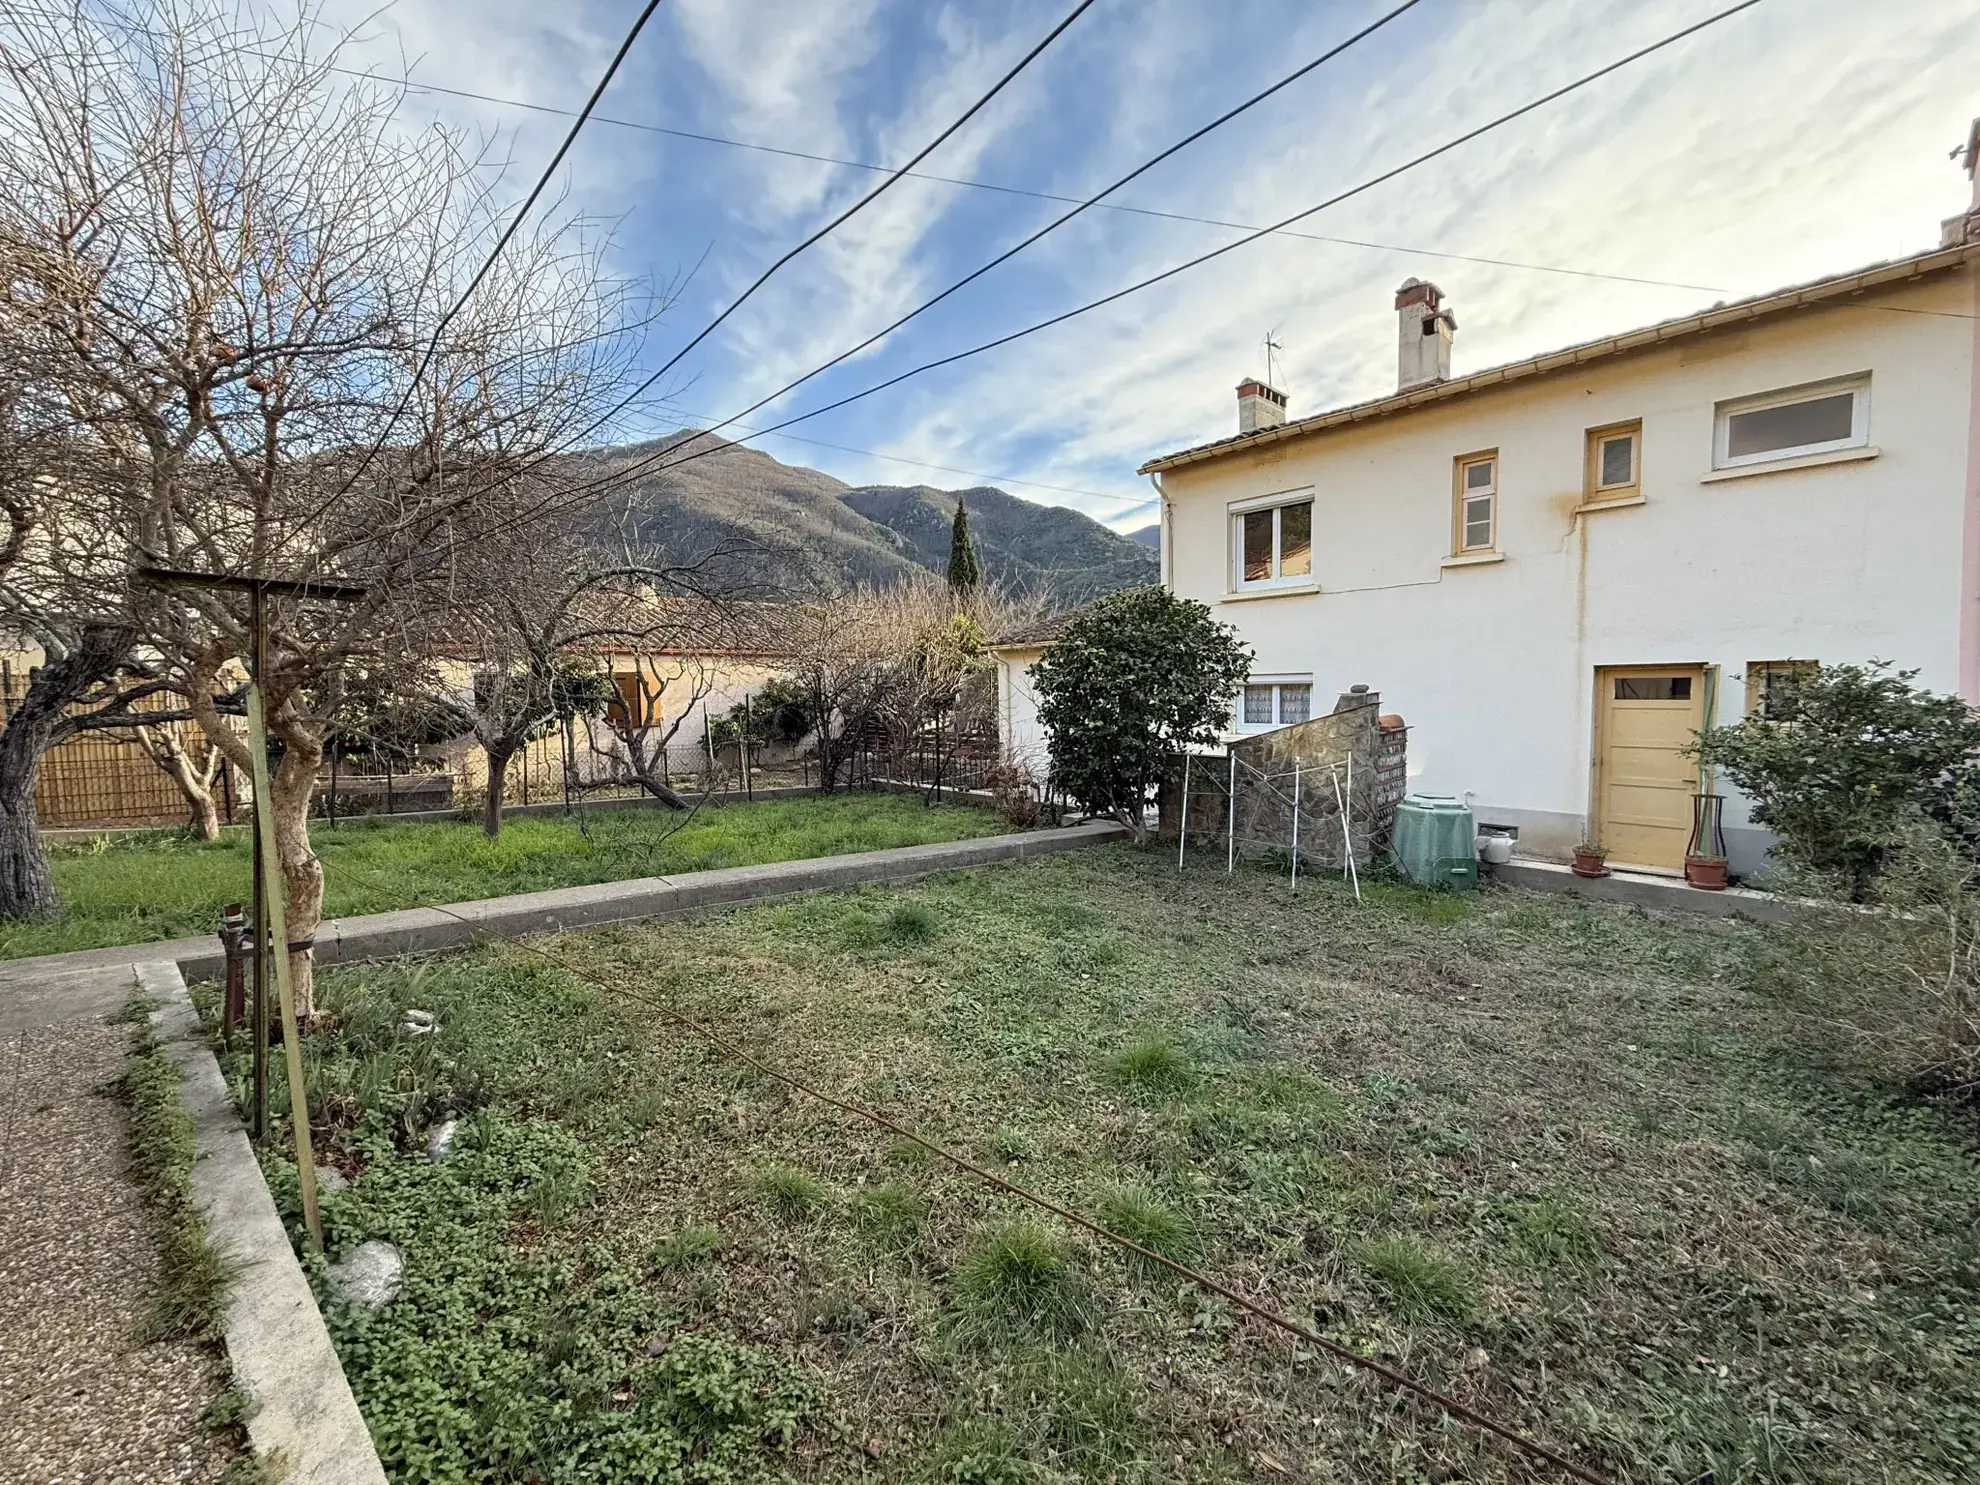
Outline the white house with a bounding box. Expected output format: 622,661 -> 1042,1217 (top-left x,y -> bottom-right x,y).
1000,124 -> 1980,876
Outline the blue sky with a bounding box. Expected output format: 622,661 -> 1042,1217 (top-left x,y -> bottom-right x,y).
330,0 -> 1980,530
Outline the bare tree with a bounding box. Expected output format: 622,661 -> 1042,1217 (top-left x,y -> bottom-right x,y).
0,237 -> 165,916
781,575 -> 1041,793
0,2 -> 659,1003
134,714 -> 234,840
588,653 -> 718,804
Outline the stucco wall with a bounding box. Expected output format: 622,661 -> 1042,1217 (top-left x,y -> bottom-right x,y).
994,645 -> 1051,779
1159,269 -> 1978,870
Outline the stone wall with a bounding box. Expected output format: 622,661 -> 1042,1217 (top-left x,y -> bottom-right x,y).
1157,688 -> 1408,869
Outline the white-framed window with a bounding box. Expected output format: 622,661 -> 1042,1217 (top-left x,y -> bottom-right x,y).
1452,451 -> 1496,553
1236,679 -> 1313,731
1713,374 -> 1869,469
1230,491 -> 1314,591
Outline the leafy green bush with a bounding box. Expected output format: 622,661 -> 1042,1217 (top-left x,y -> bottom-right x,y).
1692,662 -> 1980,896
1030,588 -> 1250,839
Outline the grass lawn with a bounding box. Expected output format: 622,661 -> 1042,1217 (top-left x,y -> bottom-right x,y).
2,794 -> 1006,960
240,848 -> 1980,1484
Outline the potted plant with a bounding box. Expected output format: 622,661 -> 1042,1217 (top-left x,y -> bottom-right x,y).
1684,852 -> 1729,890
1570,841 -> 1609,878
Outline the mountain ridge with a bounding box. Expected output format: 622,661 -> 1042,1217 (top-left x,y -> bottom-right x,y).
579,431 -> 1156,605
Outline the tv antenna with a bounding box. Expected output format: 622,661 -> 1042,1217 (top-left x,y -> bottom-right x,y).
1263,328 -> 1283,389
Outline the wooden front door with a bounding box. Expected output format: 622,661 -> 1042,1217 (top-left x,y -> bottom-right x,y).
1593,665 -> 1706,871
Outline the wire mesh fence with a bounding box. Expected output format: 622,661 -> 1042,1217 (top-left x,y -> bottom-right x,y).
1173,751 -> 1371,896
17,689 -> 1018,833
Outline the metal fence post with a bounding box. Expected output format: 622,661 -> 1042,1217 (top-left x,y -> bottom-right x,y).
1177,753 -> 1190,868
1291,762 -> 1301,894
1226,753 -> 1237,874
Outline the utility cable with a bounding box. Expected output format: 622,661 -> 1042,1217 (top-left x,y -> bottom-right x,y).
598,0 -> 1431,446
313,850 -> 1617,1485
553,0 -> 1768,505
322,0 -> 671,508
625,0 -> 1101,404
297,48 -> 1727,295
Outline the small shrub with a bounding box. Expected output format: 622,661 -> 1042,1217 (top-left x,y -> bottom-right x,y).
984,761 -> 1043,830
650,1224 -> 724,1270
884,901 -> 940,945
1104,1036 -> 1193,1095
853,1180 -> 928,1249
752,1164 -> 829,1221
952,1221 -> 1089,1339
1354,1236 -> 1477,1324
1691,661 -> 1980,896
1095,1186 -> 1195,1270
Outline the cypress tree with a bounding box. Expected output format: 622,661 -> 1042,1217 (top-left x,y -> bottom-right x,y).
948,497 -> 982,592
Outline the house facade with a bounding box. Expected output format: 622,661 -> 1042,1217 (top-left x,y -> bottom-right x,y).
1001,130 -> 1980,876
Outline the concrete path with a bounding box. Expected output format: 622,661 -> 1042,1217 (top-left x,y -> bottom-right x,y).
0,821 -> 1129,1032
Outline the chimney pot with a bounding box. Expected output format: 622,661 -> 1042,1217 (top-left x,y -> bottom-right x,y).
1396,279 -> 1455,391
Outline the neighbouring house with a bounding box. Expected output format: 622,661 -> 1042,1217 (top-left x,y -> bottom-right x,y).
1003,123 -> 1980,876
434,597 -> 798,805
989,606 -> 1088,782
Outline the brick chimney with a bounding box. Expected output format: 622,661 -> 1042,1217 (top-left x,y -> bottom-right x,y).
1236,378 -> 1287,434
1395,278 -> 1456,391
1941,115 -> 1980,247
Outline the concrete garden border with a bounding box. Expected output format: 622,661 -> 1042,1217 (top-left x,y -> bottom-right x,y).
142,960 -> 386,1485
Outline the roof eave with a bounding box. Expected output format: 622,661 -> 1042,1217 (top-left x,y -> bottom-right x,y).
1137,243 -> 1979,476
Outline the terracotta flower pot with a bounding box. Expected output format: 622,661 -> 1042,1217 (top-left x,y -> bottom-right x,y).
1684,854 -> 1729,890
1570,848 -> 1609,879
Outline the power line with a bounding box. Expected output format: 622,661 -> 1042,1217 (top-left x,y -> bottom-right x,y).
327,0 -> 672,507
630,0 -> 1433,463
572,0 -> 1770,501
623,0 -> 1102,408
357,50 -> 1727,296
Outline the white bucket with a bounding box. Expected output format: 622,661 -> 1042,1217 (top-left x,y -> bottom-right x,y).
1476,832 -> 1514,866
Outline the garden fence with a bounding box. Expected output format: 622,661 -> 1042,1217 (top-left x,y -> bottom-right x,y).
17,687 -> 1016,832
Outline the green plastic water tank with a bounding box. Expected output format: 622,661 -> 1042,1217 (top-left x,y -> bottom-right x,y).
1392,794 -> 1478,891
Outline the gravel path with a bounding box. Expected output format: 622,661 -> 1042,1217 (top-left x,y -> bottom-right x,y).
0,1009 -> 240,1483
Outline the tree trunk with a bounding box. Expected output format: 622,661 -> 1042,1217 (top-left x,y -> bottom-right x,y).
266,722 -> 325,1018
0,738 -> 57,921
191,668 -> 326,1016
483,743 -> 515,837
138,723 -> 224,841
0,625 -> 135,921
